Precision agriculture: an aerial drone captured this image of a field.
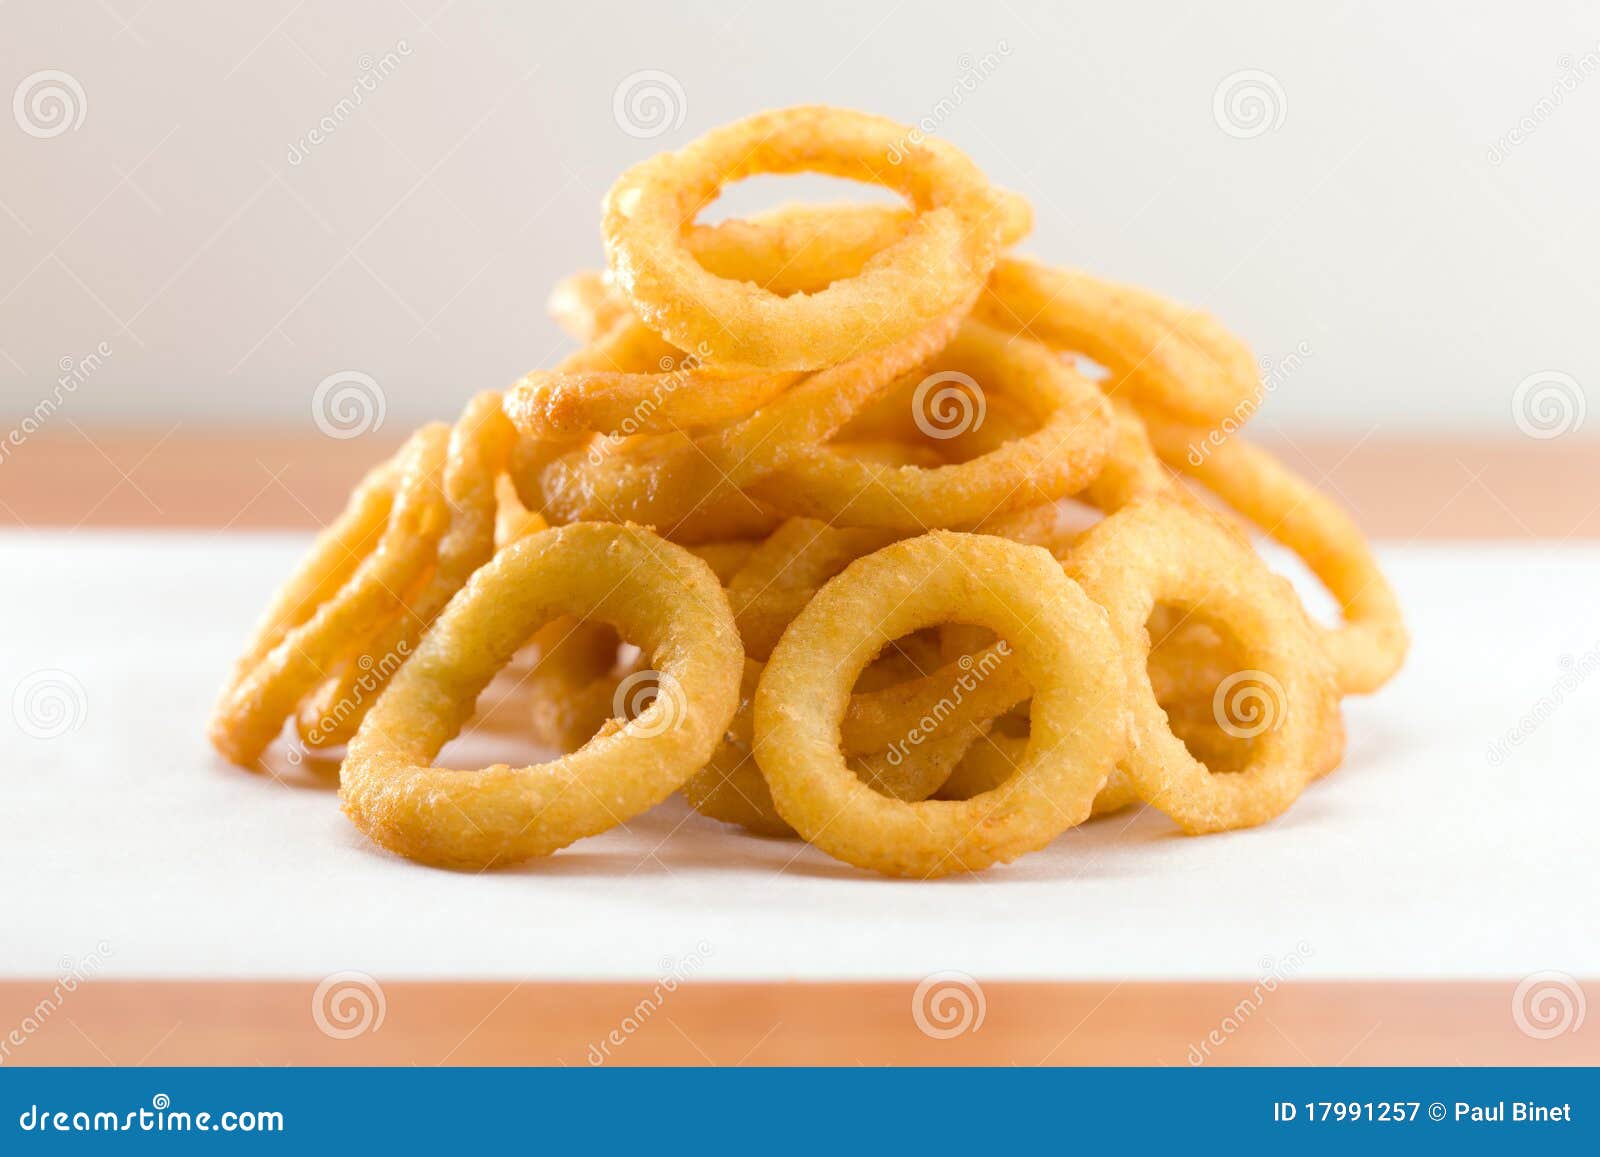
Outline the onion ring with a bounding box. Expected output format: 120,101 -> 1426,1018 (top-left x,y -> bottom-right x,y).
689,194 -> 1031,293
754,531 -> 1127,876
522,537 -> 754,754
215,455 -> 399,691
341,522 -> 742,868
548,271 -> 630,343
522,618 -> 627,754
684,649 -> 994,838
512,427 -> 785,544
748,322 -> 1113,530
727,518 -> 898,661
551,194 -> 1030,344
210,425 -> 451,766
528,307 -> 964,533
506,359 -> 801,440
975,257 -> 1259,427
494,473 -> 547,547
1064,498 -> 1340,833
297,392 -> 515,747
1146,427 -> 1408,695
604,106 -> 1009,370
937,724 -> 1141,817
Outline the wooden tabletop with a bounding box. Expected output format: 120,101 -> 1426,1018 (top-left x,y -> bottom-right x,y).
1,430 -> 1596,539
2,433 -> 1594,1067
1,980 -> 1591,1067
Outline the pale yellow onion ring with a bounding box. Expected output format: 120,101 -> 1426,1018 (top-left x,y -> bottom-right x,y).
522,617 -> 626,754
1159,692 -> 1347,781
1146,427 -> 1408,695
604,106 -> 1008,370
1083,399 -> 1174,513
937,725 -> 1141,818
341,522 -> 742,869
209,426 -> 451,767
726,518 -> 899,661
298,392 -> 515,747
697,304 -> 968,486
684,651 -> 994,838
1064,498 -> 1340,833
494,473 -> 547,548
549,194 -> 1030,343
748,322 -> 1113,530
511,426 -> 785,545
686,719 -> 991,839
530,307 -> 965,534
975,256 -> 1259,427
548,270 -> 629,343
689,194 -> 1031,294
505,361 -> 802,440
216,454 -> 399,690
754,532 -> 1127,876
522,537 -> 757,755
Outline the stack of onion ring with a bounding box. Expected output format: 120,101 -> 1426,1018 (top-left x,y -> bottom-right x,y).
208,105 -> 1406,876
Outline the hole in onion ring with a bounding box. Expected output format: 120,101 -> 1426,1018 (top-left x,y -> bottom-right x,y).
1145,601 -> 1254,775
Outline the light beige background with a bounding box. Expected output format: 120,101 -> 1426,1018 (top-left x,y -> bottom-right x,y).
1,0 -> 1596,438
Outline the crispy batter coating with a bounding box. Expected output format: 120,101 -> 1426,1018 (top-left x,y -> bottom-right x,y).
754,532 -> 1127,876
604,107 -> 1010,370
1065,499 -> 1341,833
341,523 -> 742,868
